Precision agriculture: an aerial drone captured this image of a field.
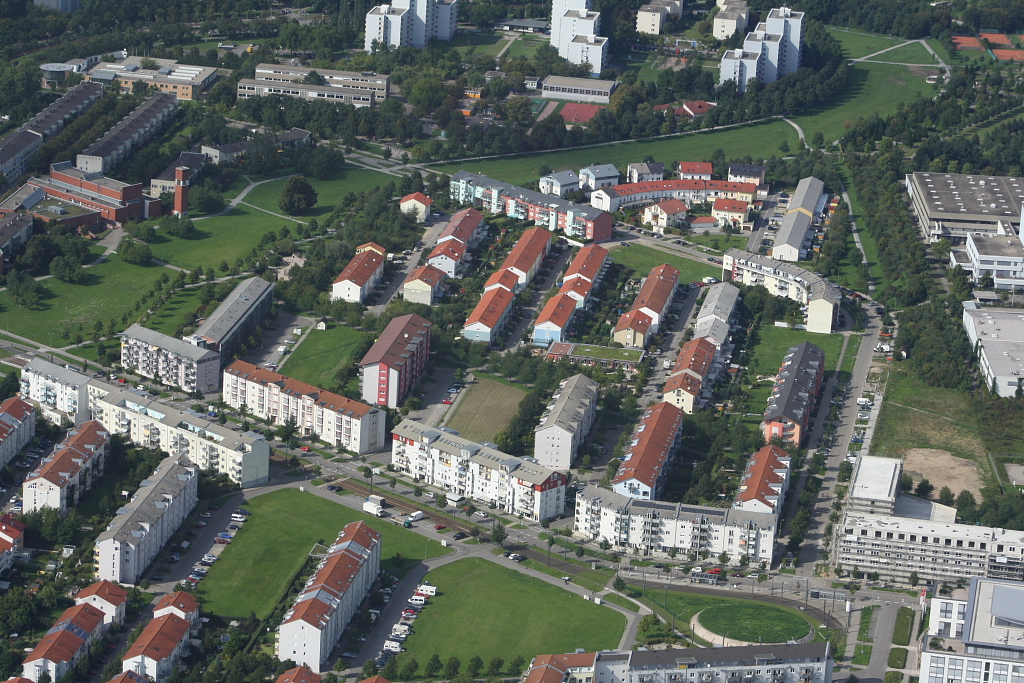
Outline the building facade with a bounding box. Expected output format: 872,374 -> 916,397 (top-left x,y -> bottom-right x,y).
962,303 -> 1024,397
772,176 -> 825,262
0,397 -> 36,472
21,358 -> 90,425
662,336 -> 718,414
120,324 -> 220,394
550,0 -> 608,74
22,420 -> 109,515
592,178 -> 756,212
76,94 -> 179,173
331,242 -> 386,303
533,374 -> 599,470
74,581 -> 128,626
21,604 -> 106,683
613,263 -> 679,340
359,314 -> 432,408
761,342 -> 825,445
719,7 -> 804,92
121,614 -> 192,683
363,0 -> 458,51
402,265 -> 446,305
612,402 -> 684,499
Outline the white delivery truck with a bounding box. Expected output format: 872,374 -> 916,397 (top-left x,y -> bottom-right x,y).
408,510 -> 425,522
363,495 -> 386,517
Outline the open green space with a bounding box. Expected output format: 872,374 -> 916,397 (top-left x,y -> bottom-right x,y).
826,28 -> 903,59
687,233 -> 749,253
445,376 -> 528,442
155,205 -> 286,272
840,335 -> 863,375
789,63 -> 932,146
279,324 -> 370,389
746,324 -> 845,377
0,255 -> 167,348
865,41 -> 936,64
196,488 -> 451,621
601,593 -> 640,611
505,34 -> 548,60
892,606 -> 914,646
431,120 -> 800,187
834,160 -> 884,293
888,647 -> 908,669
852,644 -> 873,666
397,558 -> 624,670
243,165 -> 399,220
622,52 -> 664,82
610,244 -> 719,284
698,603 -> 810,642
448,30 -> 507,57
925,38 -> 954,64
142,287 -> 205,337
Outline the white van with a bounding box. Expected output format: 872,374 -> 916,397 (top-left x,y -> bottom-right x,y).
392,623 -> 411,635
408,595 -> 426,606
408,511 -> 425,522
416,584 -> 437,596
231,514 -> 247,522
383,640 -> 404,652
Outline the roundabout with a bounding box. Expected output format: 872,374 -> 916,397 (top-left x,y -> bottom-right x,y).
691,603 -> 813,645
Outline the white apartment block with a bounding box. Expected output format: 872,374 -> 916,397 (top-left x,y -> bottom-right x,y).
392,421 -> 567,521
120,324 -> 220,394
962,303 -> 1024,398
222,361 -> 386,455
550,0 -> 608,74
277,521 -> 381,672
92,388 -> 270,488
23,420 -> 109,515
533,374 -> 599,471
0,397 -> 35,471
636,0 -> 682,35
719,6 -> 803,92
74,580 -> 129,626
21,358 -> 91,425
94,455 -> 198,586
714,0 -> 749,40
363,0 -> 457,51
121,614 -> 191,683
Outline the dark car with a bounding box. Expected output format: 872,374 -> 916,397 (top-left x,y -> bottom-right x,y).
327,485 -> 341,492
707,257 -> 716,262
235,508 -> 251,515
227,524 -> 240,530
453,531 -> 467,540
151,575 -> 163,581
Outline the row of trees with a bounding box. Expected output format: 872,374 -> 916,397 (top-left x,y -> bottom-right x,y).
364,653 -> 528,681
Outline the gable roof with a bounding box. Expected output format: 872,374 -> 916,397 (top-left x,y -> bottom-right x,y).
334,249 -> 385,287
562,244 -> 608,284
359,314 -> 432,369
677,162 -> 712,175
612,402 -> 683,489
713,197 -> 749,213
681,101 -> 715,117
278,668 -> 322,683
663,337 -> 717,397
154,590 -> 199,616
501,227 -> 550,274
26,420 -> 108,489
763,342 -> 825,425
614,309 -> 653,334
25,604 -> 105,664
465,287 -> 514,330
400,192 -> 433,207
224,361 -> 374,418
428,239 -> 466,264
632,264 -> 679,316
437,207 -> 484,245
122,614 -> 190,662
404,264 -> 446,288
651,199 -> 688,215
735,444 -> 790,510
601,178 -> 756,200
485,268 -> 520,292
76,580 -> 128,607
536,293 -> 577,330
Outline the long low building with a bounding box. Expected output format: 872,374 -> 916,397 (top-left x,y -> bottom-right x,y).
76,93 -> 179,174
962,302 -> 1024,397
722,250 -> 840,334
592,178 -> 757,212
662,336 -> 718,413
237,79 -> 377,107
223,361 -> 386,455
613,263 -> 679,347
907,171 -> 1024,242
540,75 -> 617,104
22,421 -> 109,515
86,57 -> 217,101
253,63 -> 389,96
772,176 -> 825,262
391,420 -> 566,521
611,402 -> 684,500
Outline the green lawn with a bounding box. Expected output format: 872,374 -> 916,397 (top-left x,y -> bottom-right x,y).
196,488 -> 451,621
396,558 -> 624,672
279,323 -> 370,389
610,244 -> 719,283
155,205 -> 288,272
835,160 -> 885,293
892,607 -> 914,646
852,644 -> 873,666
243,166 -> 400,220
746,325 -> 845,377
698,603 -> 810,642
888,647 -> 908,669
827,28 -> 903,59
925,38 -> 954,64
858,605 -> 875,642
431,120 -> 800,187
447,30 -> 507,57
445,376 -> 527,442
0,255 -> 167,347
687,233 -> 749,253
789,63 -> 933,146
622,51 -> 664,82
865,41 -> 937,64
505,35 -> 548,60
142,286 -> 206,336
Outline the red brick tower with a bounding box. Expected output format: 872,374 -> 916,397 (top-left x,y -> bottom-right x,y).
173,167 -> 192,217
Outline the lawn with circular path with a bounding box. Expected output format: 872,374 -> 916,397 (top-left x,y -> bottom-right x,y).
698,603 -> 811,643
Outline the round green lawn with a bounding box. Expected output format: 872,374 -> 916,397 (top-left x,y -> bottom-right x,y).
698,603 -> 811,643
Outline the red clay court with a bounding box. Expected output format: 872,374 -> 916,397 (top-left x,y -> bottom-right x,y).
952,36 -> 983,50
561,103 -> 603,124
980,33 -> 1012,45
994,49 -> 1024,62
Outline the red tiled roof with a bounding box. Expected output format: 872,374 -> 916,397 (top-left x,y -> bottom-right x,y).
613,402 -> 683,488
438,207 -> 484,245
106,672 -> 148,683
76,580 -> 128,607
524,655 -> 569,683
653,103 -> 671,111
4,678 -> 38,683
404,264 -> 446,288
663,337 -> 716,396
428,240 -> 466,263
735,444 -> 790,510
689,216 -> 717,226
400,192 -> 433,206
613,309 -> 652,334
632,264 -> 679,317
713,198 -> 748,213
0,513 -> 25,544
0,396 -> 34,422
501,227 -> 550,275
605,179 -> 756,199
278,668 -> 322,683
558,277 -> 593,301
224,361 -> 374,417
356,242 -> 386,255
563,244 -> 608,284
485,268 -> 520,292
25,604 -> 104,664
465,287 -> 514,330
122,614 -> 190,663
334,249 -> 385,287
359,314 -> 432,368
677,162 -> 712,175
27,420 -> 108,489
536,293 -> 577,329
154,591 -> 199,616
651,199 -> 688,215
681,101 -> 714,117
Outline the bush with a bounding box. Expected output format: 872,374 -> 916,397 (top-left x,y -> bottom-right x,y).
888,648 -> 908,669
892,607 -> 914,646
884,673 -> 903,683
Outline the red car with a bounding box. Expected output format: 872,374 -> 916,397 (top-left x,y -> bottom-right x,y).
441,398 -> 453,404
709,567 -> 721,574
214,537 -> 230,544
434,524 -> 447,531
300,446 -> 311,452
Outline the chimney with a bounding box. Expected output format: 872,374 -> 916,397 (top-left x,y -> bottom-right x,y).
173,166 -> 192,217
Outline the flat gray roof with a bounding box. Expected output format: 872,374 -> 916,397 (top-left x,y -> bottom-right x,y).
191,277 -> 273,346
850,455 -> 902,505
963,304 -> 1024,380
970,233 -> 1024,258
542,75 -> 616,92
95,455 -> 195,546
910,172 -> 1024,224
23,357 -> 90,388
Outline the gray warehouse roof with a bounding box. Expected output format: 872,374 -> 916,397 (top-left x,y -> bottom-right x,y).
910,172 -> 1024,224
190,277 -> 274,346
763,341 -> 825,424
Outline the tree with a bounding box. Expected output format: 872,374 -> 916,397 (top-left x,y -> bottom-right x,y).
505,96 -> 534,124
575,545 -> 585,559
389,476 -> 397,490
414,485 -> 422,498
361,661 -> 379,678
938,486 -> 955,506
400,659 -> 420,679
49,255 -> 82,284
118,237 -> 153,266
444,656 -> 461,679
779,140 -> 790,153
811,131 -> 825,147
492,520 -> 507,547
426,655 -> 443,677
381,657 -> 399,679
303,70 -> 324,85
139,57 -> 158,70
488,658 -> 504,677
613,576 -> 626,592
276,414 -> 298,442
364,467 -> 374,493
915,478 -> 934,499
279,176 -> 318,215
909,571 -> 920,587
718,551 -> 730,565
538,164 -> 552,176
508,656 -> 526,675
408,78 -> 445,116
467,656 -> 483,677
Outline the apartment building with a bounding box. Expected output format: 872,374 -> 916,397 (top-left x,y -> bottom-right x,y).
450,171 -> 613,242
94,455 -> 198,585
399,192 -> 432,222
0,212 -> 33,275
533,293 -> 580,346
678,162 -> 714,180
402,265 -> 446,305
120,324 -> 220,394
612,310 -> 653,348
713,198 -> 750,228
559,244 -> 608,304
462,287 -> 516,344
613,263 -> 679,345
525,644 -> 832,683
0,513 -> 26,575
74,581 -> 128,626
427,207 -> 486,277
86,57 -> 216,101
241,64 -> 388,105
150,151 -> 206,197
719,7 -> 804,92
21,359 -> 92,425
734,444 -> 792,514
761,342 -> 825,445
107,672 -> 148,683
0,397 -> 36,471
579,164 -> 620,191
698,282 -> 741,327
154,591 -> 200,626
21,604 -> 107,683
962,303 -> 1024,397
222,361 -> 385,455
121,614 -> 192,683
533,374 -> 599,471
332,242 -> 387,303
591,179 -> 757,212
729,164 -> 767,185
22,421 -> 110,515
363,0 -> 458,51
183,277 -> 274,368
722,250 -> 840,334
627,162 -> 665,183
643,199 -> 689,232
359,314 -> 432,408
276,668 -> 320,683
76,94 -> 179,173
277,521 -> 381,672
539,171 -> 581,198
549,0 -> 608,75
714,0 -> 750,40
772,176 -> 825,262
636,0 -> 682,35
612,402 -> 684,500
662,336 -> 718,413
392,421 -> 567,521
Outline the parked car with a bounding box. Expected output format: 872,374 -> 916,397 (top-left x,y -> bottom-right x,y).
441,398 -> 453,405
214,537 -> 230,544
434,524 -> 447,531
235,508 -> 251,515
300,446 -> 311,452
327,485 -> 341,492
227,524 -> 240,530
199,512 -> 212,518
453,531 -> 467,540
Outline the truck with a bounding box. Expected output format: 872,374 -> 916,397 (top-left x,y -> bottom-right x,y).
416,584 -> 437,596
363,495 -> 385,517
217,43 -> 237,49
662,358 -> 672,370
408,510 -> 425,522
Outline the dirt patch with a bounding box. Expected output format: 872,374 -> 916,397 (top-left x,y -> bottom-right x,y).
903,448 -> 983,499
907,65 -> 942,78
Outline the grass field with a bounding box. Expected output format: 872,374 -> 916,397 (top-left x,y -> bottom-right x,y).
827,28 -> 903,59
243,166 -> 399,220
431,120 -> 800,187
888,647 -> 908,669
280,324 -> 370,389
789,63 -> 932,146
610,244 -> 719,283
852,644 -> 873,666
892,607 -> 914,646
396,558 -> 624,671
835,160 -> 885,293
865,41 -> 937,64
505,34 -> 548,60
746,325 -> 845,377
622,51 -> 664,82
196,488 -> 451,621
858,605 -> 875,642
925,38 -> 955,64
448,30 -> 507,56
142,287 -> 206,336
0,255 -> 167,347
686,233 -> 749,253
698,603 -> 810,642
445,376 -> 528,442
154,205 -> 288,272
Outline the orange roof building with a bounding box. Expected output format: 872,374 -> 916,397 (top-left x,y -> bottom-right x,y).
427,240 -> 467,278
358,313 -> 432,408
154,591 -> 200,624
677,161 -> 713,179
500,227 -> 551,285
533,293 -> 578,346
463,286 -> 515,344
75,580 -> 128,625
562,244 -> 608,287
734,444 -> 792,514
662,337 -> 718,414
222,361 -> 385,455
23,420 -> 109,515
629,263 -> 679,332
612,310 -> 653,349
399,192 -> 433,222
121,613 -> 191,683
278,667 -> 322,683
712,197 -> 749,225
612,402 -> 683,499
22,604 -> 106,682
0,513 -> 25,574
277,521 -> 381,673
402,264 -> 447,306
484,268 -> 521,293
0,396 -> 35,471
436,207 -> 485,248
592,178 -> 756,212
331,248 -> 386,303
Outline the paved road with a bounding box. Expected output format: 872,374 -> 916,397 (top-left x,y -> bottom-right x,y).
369,215 -> 450,314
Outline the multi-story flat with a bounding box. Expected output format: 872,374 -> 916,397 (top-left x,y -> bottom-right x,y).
697,282 -> 741,327
559,243 -> 608,304
772,176 -> 825,262
0,212 -> 34,273
363,0 -> 458,50
236,79 -> 377,107
120,324 -> 221,394
613,263 -> 679,346
74,581 -> 128,626
222,361 -> 385,455
154,591 -> 200,626
392,421 -> 567,521
359,314 -> 432,408
549,0 -> 608,74
612,310 -> 653,348
761,342 -> 825,445
76,94 -> 179,173
579,164 -> 620,191
400,192 -> 433,222
524,644 -> 832,683
962,303 -> 1024,397
462,287 -> 516,345
0,397 -> 35,471
121,614 -> 192,683
0,513 -> 25,575
427,207 -> 486,277
591,179 -> 757,212
402,265 -> 446,305
252,63 -> 389,97
713,0 -> 750,40
612,402 -> 684,500
533,374 -> 599,471
21,604 -> 107,683
86,57 -> 216,101
719,7 -> 804,92
92,388 -> 269,487
541,75 -> 615,102
22,421 -> 109,515
728,164 -> 767,185
643,199 -> 689,232
331,242 -> 387,303
21,358 -> 90,425
636,0 -> 682,35
94,455 -> 198,585
277,521 -> 381,672
183,277 -> 274,368
722,250 -> 840,334
150,151 -> 207,198
678,161 -> 714,180
450,171 -> 613,242
539,170 -> 581,197
662,336 -> 718,414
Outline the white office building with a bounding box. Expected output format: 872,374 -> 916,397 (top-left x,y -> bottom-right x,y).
550,0 -> 608,74
719,7 -> 803,92
94,455 -> 198,586
21,358 -> 91,425
962,303 -> 1024,398
392,421 -> 567,521
120,324 -> 221,394
363,0 -> 458,51
533,374 -> 599,471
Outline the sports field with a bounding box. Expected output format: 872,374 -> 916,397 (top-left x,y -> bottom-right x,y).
196,488 -> 451,621
396,558 -> 624,671
242,165 -> 397,219
698,603 -> 810,642
445,376 -> 527,442
280,324 -> 370,389
609,244 -> 719,284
